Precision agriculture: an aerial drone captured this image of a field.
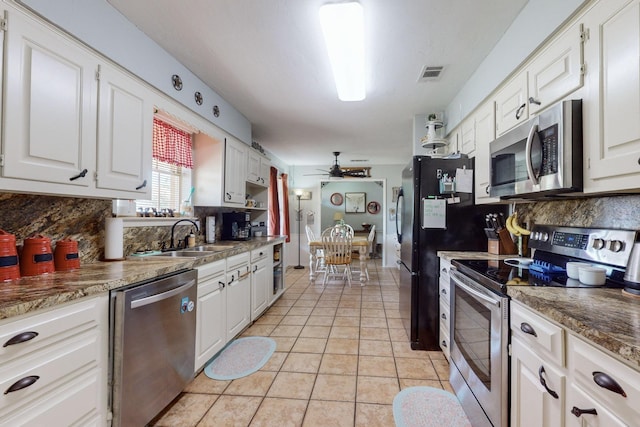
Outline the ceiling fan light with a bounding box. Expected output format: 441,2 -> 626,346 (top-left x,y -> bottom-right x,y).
319,2 -> 366,102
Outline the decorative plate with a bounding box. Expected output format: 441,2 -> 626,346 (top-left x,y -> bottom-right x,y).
330,192 -> 343,206
367,201 -> 381,214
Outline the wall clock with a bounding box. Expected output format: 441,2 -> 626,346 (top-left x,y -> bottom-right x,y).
345,192 -> 366,213
330,193 -> 343,206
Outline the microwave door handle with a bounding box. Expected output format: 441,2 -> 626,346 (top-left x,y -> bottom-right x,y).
525,124 -> 540,185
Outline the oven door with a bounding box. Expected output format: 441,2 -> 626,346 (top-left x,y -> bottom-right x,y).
450,268 -> 509,427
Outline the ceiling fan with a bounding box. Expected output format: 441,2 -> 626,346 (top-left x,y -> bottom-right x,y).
305,152 -> 368,178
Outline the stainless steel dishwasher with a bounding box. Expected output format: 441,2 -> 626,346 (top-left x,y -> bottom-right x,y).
110,269 -> 197,427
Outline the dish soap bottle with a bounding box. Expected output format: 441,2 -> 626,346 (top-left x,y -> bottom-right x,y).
187,228 -> 196,248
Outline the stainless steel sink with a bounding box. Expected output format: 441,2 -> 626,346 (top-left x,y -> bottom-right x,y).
155,250 -> 217,258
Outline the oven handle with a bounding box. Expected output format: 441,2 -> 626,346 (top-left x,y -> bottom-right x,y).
525,123 -> 540,185
450,270 -> 500,307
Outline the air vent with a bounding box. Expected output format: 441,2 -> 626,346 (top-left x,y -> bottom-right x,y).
419,66 -> 444,82
350,159 -> 369,162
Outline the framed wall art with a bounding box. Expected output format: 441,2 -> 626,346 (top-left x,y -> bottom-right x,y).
330,192 -> 343,206
345,192 -> 366,213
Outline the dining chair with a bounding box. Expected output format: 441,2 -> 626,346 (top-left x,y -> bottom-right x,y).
320,228 -> 353,287
351,225 -> 375,281
305,225 -> 325,273
331,223 -> 354,238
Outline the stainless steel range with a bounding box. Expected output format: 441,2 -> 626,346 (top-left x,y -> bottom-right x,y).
449,225 -> 639,427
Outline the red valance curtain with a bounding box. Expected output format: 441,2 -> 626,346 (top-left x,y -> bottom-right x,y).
281,173 -> 290,243
152,118 -> 193,168
268,167 -> 280,236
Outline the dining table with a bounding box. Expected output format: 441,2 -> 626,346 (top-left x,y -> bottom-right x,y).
308,236 -> 370,285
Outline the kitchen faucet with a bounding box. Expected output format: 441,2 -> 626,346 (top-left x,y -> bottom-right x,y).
168,219 -> 199,250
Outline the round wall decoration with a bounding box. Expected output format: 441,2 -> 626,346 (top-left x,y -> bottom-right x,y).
330,193 -> 343,206
367,201 -> 381,214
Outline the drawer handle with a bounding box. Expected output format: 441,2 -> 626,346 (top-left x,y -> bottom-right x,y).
441,289 -> 447,295
520,322 -> 537,337
253,265 -> 258,273
592,371 -> 627,397
228,274 -> 235,285
515,103 -> 526,120
218,281 -> 226,289
538,366 -> 558,399
441,268 -> 447,273
571,407 -> 598,418
3,331 -> 39,347
441,340 -> 447,348
4,376 -> 39,394
441,313 -> 447,320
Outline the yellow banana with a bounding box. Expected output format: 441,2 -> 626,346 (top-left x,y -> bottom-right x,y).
505,214 -> 521,236
512,212 -> 531,236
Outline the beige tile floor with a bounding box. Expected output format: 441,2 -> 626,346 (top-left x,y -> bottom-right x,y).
151,259 -> 452,427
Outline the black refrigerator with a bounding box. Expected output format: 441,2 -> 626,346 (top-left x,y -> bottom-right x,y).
396,156 -> 507,350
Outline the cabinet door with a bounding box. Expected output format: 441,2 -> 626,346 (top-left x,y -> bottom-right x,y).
474,102 -> 500,204
224,137 -> 247,205
460,118 -> 475,155
2,9 -> 97,188
226,267 -> 250,338
511,337 -> 565,427
195,275 -> 226,371
247,150 -> 261,184
96,64 -> 153,197
259,158 -> 271,187
528,22 -> 584,115
495,72 -> 528,137
251,259 -> 270,321
566,383 -> 626,427
583,0 -> 640,192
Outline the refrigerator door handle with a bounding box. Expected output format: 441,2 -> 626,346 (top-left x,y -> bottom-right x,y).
396,188 -> 404,244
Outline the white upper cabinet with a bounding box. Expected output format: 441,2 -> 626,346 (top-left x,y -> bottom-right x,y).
96,64 -> 153,198
474,101 -> 500,204
527,22 -> 584,115
495,72 -> 529,137
2,8 -> 97,189
247,150 -> 270,187
582,0 -> 640,192
460,117 -> 476,156
224,136 -> 247,205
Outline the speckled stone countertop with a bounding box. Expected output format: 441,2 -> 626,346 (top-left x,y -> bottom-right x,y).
509,287 -> 640,370
0,237 -> 286,321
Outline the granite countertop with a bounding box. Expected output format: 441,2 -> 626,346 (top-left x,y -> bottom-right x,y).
509,286 -> 640,370
439,251 -> 640,371
0,236 -> 286,321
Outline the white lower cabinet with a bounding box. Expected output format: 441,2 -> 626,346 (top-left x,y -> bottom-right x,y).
251,246 -> 273,321
511,301 -> 640,427
0,295 -> 108,426
195,259 -> 227,372
225,253 -> 251,339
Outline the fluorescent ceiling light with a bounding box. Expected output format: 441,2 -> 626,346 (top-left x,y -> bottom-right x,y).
319,2 -> 365,101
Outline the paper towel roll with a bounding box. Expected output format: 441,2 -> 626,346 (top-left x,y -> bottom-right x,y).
105,217 -> 124,260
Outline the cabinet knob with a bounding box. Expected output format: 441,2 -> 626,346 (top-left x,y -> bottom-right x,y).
136,180 -> 147,190
226,193 -> 232,200
441,313 -> 447,320
592,371 -> 627,397
69,168 -> 88,181
218,281 -> 226,289
3,331 -> 39,347
485,185 -> 490,195
528,96 -> 542,106
441,340 -> 447,348
4,376 -> 39,394
571,407 -> 598,418
538,366 -> 559,399
441,288 -> 447,295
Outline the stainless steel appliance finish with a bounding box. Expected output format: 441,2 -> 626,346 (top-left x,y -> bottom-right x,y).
450,267 -> 509,427
490,99 -> 582,199
111,269 -> 197,427
397,156 -> 508,350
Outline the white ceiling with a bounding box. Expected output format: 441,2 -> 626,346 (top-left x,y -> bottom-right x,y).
107,0 -> 527,167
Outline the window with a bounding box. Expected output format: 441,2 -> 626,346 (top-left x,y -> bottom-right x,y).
137,117 -> 194,214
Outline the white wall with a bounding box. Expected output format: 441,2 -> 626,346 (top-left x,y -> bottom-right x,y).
444,0 -> 589,129
18,0 -> 252,144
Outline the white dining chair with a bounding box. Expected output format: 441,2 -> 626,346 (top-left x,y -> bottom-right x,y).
306,225 -> 325,273
351,225 -> 375,281
320,228 -> 353,287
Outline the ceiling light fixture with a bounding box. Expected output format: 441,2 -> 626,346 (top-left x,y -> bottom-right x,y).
319,2 -> 365,102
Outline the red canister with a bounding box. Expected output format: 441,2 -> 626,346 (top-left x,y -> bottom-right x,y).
54,239 -> 80,271
0,230 -> 20,281
20,235 -> 55,276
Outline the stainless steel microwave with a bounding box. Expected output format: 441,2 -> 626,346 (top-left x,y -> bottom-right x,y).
489,99 -> 582,199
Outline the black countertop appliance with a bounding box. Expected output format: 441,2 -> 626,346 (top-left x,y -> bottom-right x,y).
396,156 -> 508,350
221,212 -> 251,241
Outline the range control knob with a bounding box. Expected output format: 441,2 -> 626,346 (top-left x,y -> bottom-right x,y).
531,232 -> 539,240
608,240 -> 624,252
540,232 -> 549,242
592,238 -> 605,250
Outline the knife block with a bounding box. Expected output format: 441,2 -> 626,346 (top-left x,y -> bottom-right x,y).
488,229 -> 518,255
